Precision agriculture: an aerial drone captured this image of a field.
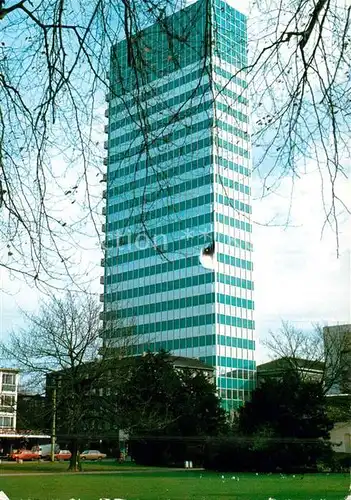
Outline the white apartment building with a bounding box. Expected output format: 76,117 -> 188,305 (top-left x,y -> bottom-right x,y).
0,368 -> 19,431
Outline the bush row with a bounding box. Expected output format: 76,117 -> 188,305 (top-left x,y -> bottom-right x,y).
130,438 -> 351,473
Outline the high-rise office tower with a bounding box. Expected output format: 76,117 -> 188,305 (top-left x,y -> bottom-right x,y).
102,0 -> 255,411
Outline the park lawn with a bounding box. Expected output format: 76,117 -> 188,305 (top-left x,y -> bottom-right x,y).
0,471 -> 349,500
0,460 -> 149,474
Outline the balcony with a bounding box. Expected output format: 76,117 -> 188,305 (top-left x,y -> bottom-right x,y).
105,92 -> 110,102
102,173 -> 107,181
99,311 -> 105,321
0,406 -> 15,413
104,141 -> 108,150
102,224 -> 106,233
102,206 -> 106,216
103,158 -> 108,166
104,125 -> 108,134
105,109 -> 109,118
100,276 -> 104,285
100,294 -> 104,303
1,384 -> 16,393
102,190 -> 106,199
100,258 -> 105,267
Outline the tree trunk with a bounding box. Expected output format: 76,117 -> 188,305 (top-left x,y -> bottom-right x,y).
68,438 -> 82,472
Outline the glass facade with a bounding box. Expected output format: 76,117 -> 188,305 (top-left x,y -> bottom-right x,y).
103,0 -> 254,411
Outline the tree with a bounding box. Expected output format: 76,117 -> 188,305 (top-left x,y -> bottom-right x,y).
16,392 -> 48,432
239,373 -> 332,439
115,351 -> 184,436
0,291 -> 135,471
238,373 -> 334,471
0,302 -> 225,470
175,368 -> 228,437
0,0 -> 349,285
117,351 -> 227,466
249,0 -> 350,249
263,321 -> 350,394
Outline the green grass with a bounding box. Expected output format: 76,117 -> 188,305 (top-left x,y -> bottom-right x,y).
0,459 -> 148,474
0,471 -> 349,500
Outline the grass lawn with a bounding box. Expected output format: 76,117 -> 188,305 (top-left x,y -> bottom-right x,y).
0,470 -> 349,500
0,460 -> 148,474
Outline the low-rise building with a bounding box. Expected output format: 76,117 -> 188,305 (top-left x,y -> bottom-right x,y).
329,421 -> 351,454
16,392 -> 48,433
326,393 -> 351,454
0,368 -> 50,455
257,357 -> 324,386
323,324 -> 351,395
0,368 -> 19,431
144,354 -> 215,382
45,354 -> 215,454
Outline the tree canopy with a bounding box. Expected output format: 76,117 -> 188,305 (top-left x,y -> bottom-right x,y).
239,372 -> 332,440
236,373 -> 334,471
0,297 -> 226,469
0,291 -> 133,469
117,350 -> 227,437
0,0 -> 349,286
118,350 -> 228,466
263,321 -> 350,395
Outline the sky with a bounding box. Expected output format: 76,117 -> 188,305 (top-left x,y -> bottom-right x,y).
253,165 -> 350,361
1,158 -> 350,364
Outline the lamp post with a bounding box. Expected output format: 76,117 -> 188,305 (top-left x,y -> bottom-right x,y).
50,381 -> 57,462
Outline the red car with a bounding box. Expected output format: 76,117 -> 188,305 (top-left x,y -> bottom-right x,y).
10,449 -> 39,461
54,450 -> 71,461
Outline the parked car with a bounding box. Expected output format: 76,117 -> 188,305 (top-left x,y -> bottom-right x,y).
80,450 -> 106,461
10,449 -> 39,461
31,444 -> 59,458
55,450 -> 72,461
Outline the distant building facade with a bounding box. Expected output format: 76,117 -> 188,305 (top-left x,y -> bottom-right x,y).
0,368 -> 19,431
162,355 -> 215,383
323,325 -> 351,456
16,392 -> 48,433
323,324 -> 351,395
329,421 -> 351,454
257,357 -> 324,386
